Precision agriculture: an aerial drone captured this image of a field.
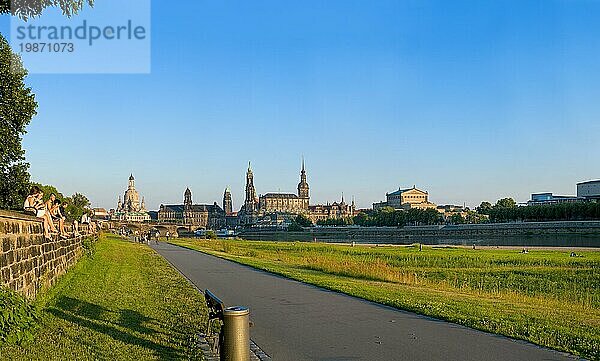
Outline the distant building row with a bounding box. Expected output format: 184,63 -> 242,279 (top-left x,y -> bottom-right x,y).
238,160 -> 356,226
527,180 -> 600,206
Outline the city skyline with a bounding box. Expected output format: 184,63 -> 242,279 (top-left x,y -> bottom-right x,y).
1,0 -> 599,210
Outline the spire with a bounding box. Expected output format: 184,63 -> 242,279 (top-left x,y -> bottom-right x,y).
341,192 -> 345,204
298,156 -> 309,199
248,161 -> 252,171
129,173 -> 134,180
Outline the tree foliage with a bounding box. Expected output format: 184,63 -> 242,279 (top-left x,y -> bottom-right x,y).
495,197 -> 517,209
0,0 -> 93,19
295,214 -> 313,227
316,217 -> 353,226
0,35 -> 37,210
68,192 -> 90,221
487,201 -> 600,223
352,207 -> 443,227
476,201 -> 493,214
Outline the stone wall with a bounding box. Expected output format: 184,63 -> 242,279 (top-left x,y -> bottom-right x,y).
0,210 -> 96,299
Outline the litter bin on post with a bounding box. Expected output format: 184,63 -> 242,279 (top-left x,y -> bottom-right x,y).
221,306 -> 250,361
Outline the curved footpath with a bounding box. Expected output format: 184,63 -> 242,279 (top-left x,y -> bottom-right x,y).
150,242 -> 579,361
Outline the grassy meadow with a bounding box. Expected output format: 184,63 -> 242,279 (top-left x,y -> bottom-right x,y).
1,234 -> 207,360
170,238 -> 600,360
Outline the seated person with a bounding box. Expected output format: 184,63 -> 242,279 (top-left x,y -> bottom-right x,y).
23,186 -> 56,239
50,199 -> 68,239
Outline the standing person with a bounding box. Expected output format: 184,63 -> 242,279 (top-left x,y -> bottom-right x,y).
166,231 -> 170,241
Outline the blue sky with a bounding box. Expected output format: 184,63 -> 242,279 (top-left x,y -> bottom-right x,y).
1,0 -> 599,210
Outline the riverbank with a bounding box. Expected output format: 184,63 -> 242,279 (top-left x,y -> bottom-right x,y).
0,234 -> 207,360
240,221 -> 600,247
170,238 -> 600,360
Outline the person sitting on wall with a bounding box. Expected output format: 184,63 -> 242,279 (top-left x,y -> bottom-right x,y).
60,200 -> 70,234
81,211 -> 90,224
23,186 -> 57,240
50,199 -> 68,239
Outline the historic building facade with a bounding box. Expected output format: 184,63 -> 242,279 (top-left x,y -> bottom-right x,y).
158,188 -> 225,229
373,186 -> 437,210
223,187 -> 233,215
308,195 -> 356,223
112,174 -> 151,222
237,160 -> 354,226
257,160 -> 310,214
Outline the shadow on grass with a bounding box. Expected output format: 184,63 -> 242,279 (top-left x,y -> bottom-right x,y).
48,296 -> 182,360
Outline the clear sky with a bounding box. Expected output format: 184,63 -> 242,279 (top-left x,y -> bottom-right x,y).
1,0 -> 599,210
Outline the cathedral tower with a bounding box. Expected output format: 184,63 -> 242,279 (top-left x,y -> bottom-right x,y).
298,158 -> 310,199
184,188 -> 192,209
223,187 -> 233,215
244,162 -> 258,212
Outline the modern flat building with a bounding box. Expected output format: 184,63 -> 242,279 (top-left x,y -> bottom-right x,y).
577,180 -> 600,200
527,193 -> 579,206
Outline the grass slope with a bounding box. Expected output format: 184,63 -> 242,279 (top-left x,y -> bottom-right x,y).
170,238 -> 600,360
1,234 -> 207,360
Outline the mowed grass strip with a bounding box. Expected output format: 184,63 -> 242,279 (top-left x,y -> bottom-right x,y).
170,238 -> 600,360
1,234 -> 207,360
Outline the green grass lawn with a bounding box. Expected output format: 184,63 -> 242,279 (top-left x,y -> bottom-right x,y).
1,234 -> 207,360
170,238 -> 600,360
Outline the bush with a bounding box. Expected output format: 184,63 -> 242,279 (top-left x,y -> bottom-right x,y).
0,287 -> 40,345
81,235 -> 97,258
206,230 -> 217,239
287,222 -> 303,232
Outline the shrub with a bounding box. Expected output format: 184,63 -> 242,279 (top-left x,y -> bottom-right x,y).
0,287 -> 40,345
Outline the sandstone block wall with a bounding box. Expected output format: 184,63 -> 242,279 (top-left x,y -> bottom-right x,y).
0,210 -> 96,299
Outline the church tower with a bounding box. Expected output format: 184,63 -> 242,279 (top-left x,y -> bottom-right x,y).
184,188 -> 192,208
128,174 -> 135,189
244,162 -> 258,212
297,158 -> 310,208
223,187 -> 233,215
183,188 -> 193,225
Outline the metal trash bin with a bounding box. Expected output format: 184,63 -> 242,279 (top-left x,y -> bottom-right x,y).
221,306 -> 250,361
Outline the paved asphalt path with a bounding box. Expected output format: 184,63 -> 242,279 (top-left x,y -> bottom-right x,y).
151,242 -> 577,361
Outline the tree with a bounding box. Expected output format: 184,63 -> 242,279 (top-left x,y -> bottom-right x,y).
0,0 -> 94,19
295,214 -> 313,227
476,201 -> 493,214
0,35 -> 37,210
287,222 -> 303,232
495,197 -> 517,208
67,192 -> 90,221
449,213 -> 466,224
353,212 -> 370,226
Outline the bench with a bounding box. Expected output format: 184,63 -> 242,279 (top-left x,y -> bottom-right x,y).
205,289 -> 225,355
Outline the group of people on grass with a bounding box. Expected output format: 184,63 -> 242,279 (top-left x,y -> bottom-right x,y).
23,185 -> 95,240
